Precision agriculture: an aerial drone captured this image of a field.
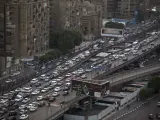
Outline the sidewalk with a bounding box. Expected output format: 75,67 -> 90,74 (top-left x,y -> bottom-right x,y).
107,100 -> 144,120
107,95 -> 157,120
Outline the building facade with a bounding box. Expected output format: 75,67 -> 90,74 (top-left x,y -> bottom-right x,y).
50,0 -> 103,38
0,0 -> 50,75
2,0 -> 49,58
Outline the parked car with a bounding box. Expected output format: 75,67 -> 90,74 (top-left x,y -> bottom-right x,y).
149,114 -> 154,119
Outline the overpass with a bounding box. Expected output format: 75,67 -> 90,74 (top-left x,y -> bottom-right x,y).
100,63 -> 160,87
45,64 -> 160,120
94,35 -> 160,80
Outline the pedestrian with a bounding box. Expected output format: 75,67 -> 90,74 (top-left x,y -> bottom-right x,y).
48,102 -> 50,107
127,104 -> 130,109
60,103 -> 63,108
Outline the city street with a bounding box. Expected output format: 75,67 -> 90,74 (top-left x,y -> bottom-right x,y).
107,94 -> 160,120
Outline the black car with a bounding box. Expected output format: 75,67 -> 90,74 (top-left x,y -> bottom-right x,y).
38,101 -> 45,107
7,116 -> 16,120
63,86 -> 69,91
9,111 -> 17,116
149,114 -> 154,119
156,113 -> 160,119
35,82 -> 41,87
9,103 -> 18,110
0,111 -> 5,116
49,97 -> 56,102
63,91 -> 69,96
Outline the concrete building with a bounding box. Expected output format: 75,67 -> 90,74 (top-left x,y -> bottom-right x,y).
1,0 -> 49,58
0,0 -> 50,75
50,0 -> 103,38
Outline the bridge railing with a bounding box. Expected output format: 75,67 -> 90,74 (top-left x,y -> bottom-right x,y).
45,95 -> 86,120
101,63 -> 160,84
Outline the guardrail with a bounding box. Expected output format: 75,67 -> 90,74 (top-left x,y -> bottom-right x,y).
107,63 -> 160,87
45,95 -> 86,120
95,32 -> 160,80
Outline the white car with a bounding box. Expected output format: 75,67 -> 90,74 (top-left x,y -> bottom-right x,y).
54,87 -> 61,92
66,82 -> 71,86
20,114 -> 29,120
19,105 -> 27,110
37,96 -> 43,101
41,88 -> 49,93
31,90 -> 40,95
27,104 -> 36,109
52,92 -> 59,97
22,87 -> 32,93
51,81 -> 57,85
15,95 -> 23,102
31,78 -> 38,83
29,106 -> 38,112
22,98 -> 30,103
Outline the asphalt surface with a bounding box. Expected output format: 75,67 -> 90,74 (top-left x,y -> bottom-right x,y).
107,94 -> 160,120
82,32 -> 160,80
1,19 -> 159,120
29,91 -> 76,120
93,31 -> 160,79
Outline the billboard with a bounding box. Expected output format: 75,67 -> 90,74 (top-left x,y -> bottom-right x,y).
72,80 -> 110,98
101,28 -> 123,37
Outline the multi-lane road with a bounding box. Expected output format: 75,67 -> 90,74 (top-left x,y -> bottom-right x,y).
1,18 -> 160,120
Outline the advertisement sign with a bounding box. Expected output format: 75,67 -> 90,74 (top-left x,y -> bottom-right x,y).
72,80 -> 110,97
101,28 -> 123,37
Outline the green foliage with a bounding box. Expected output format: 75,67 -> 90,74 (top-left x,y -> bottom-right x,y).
39,49 -> 61,63
148,76 -> 160,93
104,22 -> 125,29
49,30 -> 82,54
139,88 -> 153,100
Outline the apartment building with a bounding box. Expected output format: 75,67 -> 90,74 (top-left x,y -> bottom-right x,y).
50,0 -> 103,38
2,0 -> 49,58
0,0 -> 50,75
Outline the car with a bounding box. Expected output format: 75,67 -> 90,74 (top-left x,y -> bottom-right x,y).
29,106 -> 38,112
15,95 -> 23,102
35,82 -> 41,87
57,82 -> 63,86
157,102 -> 160,107
52,92 -> 59,97
8,116 -> 16,120
38,101 -> 45,107
149,114 -> 154,119
9,111 -> 17,116
0,111 -> 5,116
44,95 -> 51,100
156,113 -> 160,119
20,114 -> 29,120
22,98 -> 30,103
65,82 -> 71,87
49,97 -> 56,102
63,91 -> 69,96
31,90 -> 40,95
37,96 -> 43,101
19,105 -> 27,110
20,109 -> 28,115
31,78 -> 38,83
63,86 -> 69,91
27,104 -> 36,109
54,87 -> 61,92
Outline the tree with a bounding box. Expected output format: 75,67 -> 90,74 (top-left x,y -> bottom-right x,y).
139,88 -> 153,100
49,30 -> 82,54
148,76 -> 160,93
105,22 -> 125,29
